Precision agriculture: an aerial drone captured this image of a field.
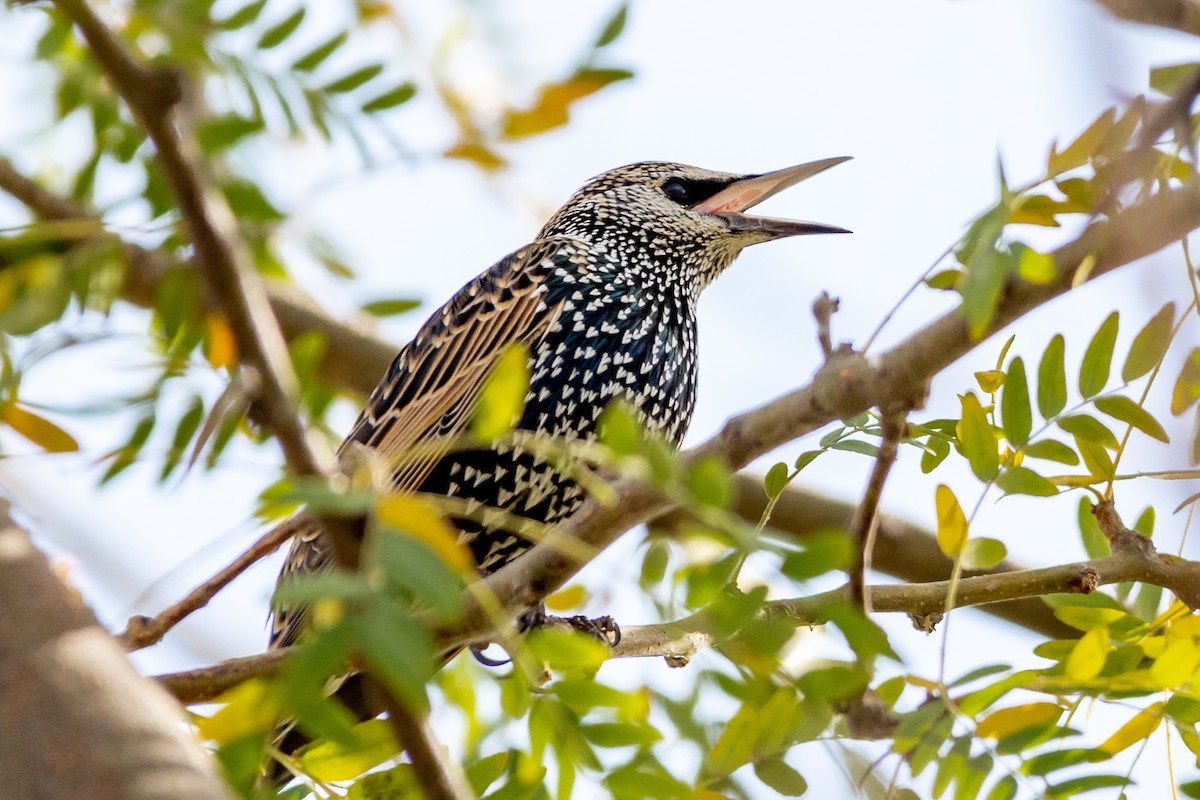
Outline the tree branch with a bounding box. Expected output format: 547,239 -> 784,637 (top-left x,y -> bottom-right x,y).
0,500 -> 234,799
1092,0 -> 1200,36
849,408 -> 906,608
0,154 -> 396,395
608,547 -> 1200,666
45,3 -> 468,795
154,546 -> 1200,702
118,516 -> 309,651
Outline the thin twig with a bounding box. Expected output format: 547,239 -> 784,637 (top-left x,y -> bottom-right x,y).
849,409 -> 907,609
118,517 -> 307,651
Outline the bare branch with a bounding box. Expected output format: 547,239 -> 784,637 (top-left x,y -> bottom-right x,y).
850,409 -> 906,609
0,500 -> 233,800
155,547 -> 1200,701
118,517 -> 308,651
1092,0 -> 1200,36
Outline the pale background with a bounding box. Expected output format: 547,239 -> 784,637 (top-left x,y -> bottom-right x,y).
1,1 -> 1198,797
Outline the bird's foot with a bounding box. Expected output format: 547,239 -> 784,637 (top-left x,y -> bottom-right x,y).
468,607 -> 621,668
563,614 -> 622,647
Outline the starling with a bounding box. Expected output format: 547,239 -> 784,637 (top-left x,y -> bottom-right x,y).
266,158 -> 849,773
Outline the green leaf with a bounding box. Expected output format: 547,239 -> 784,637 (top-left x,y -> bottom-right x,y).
780,529 -> 853,580
1017,246 -> 1057,284
362,82 -> 417,113
1049,108 -> 1115,175
1000,356 -> 1031,446
764,462 -> 789,499
322,64 -> 385,94
360,297 -> 421,318
996,465 -> 1059,497
1075,436 -> 1115,480
526,627 -> 609,672
936,484 -> 968,558
986,775 -> 1018,800
921,436 -> 951,472
215,0 -> 267,30
257,8 -> 305,49
1079,312 -> 1119,398
1022,439 -> 1079,465
958,392 -> 999,481
292,31 -> 349,72
593,3 -> 628,48
961,537 -> 1008,570
1021,748 -> 1108,777
1123,303 -> 1175,382
472,344 -> 530,441
1150,63 -> 1200,95
1077,495 -> 1111,558
975,369 -> 1005,393
957,206 -> 1014,339
1044,775 -> 1130,797
754,758 -> 808,796
1172,348 -> 1200,415
580,722 -> 658,748
160,395 -> 205,481
1094,395 -> 1169,443
829,438 -> 880,457
1058,414 -> 1119,448
1038,334 -> 1068,418
297,718 -> 397,781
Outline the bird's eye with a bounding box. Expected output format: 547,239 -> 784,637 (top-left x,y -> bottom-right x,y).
662,178 -> 693,204
661,177 -> 730,208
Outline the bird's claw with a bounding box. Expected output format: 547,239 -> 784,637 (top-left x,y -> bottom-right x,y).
469,643 -> 511,667
565,614 -> 621,647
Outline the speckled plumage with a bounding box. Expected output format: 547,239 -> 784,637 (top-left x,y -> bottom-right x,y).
269,159 -> 849,651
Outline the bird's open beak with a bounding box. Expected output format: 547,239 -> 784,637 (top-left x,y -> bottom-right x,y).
694,156 -> 852,236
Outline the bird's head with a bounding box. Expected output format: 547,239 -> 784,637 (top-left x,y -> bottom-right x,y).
539,158 -> 851,291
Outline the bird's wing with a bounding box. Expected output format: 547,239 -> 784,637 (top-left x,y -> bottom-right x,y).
269,238 -> 583,650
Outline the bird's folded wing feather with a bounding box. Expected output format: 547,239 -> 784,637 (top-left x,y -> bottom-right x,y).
269,238 -> 582,650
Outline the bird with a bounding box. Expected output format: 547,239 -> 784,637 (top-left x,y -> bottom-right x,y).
265,157 -> 850,778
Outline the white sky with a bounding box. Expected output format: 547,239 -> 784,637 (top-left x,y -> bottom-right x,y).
1,1 -> 1199,797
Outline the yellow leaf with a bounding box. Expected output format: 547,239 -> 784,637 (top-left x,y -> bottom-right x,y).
193,678 -> 281,743
2,402 -> 79,453
545,584 -> 588,611
1151,639 -> 1200,687
443,140 -> 507,172
1168,613 -> 1200,639
203,314 -> 237,369
298,718 -> 398,781
1064,625 -> 1109,681
472,343 -> 530,441
976,702 -> 1062,739
935,484 -> 968,558
1099,702 -> 1163,755
707,701 -> 763,775
375,494 -> 474,574
974,370 -> 1006,394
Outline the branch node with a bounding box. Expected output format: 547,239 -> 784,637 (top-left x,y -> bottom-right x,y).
910,611 -> 942,633
1069,566 -> 1101,594
664,654 -> 690,668
812,291 -> 840,358
1091,500 -> 1155,557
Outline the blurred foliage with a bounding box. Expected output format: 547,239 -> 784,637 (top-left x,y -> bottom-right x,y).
2,1 -> 1200,799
